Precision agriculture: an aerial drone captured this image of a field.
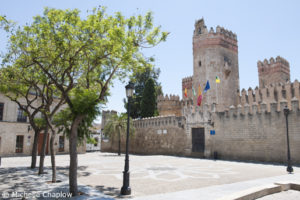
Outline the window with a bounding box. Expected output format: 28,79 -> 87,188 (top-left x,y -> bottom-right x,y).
198,61 -> 201,67
0,103 -> 4,121
59,136 -> 64,152
198,28 -> 201,34
17,106 -> 27,122
16,135 -> 24,153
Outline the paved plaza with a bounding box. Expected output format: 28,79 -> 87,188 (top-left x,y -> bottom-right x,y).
0,152 -> 299,199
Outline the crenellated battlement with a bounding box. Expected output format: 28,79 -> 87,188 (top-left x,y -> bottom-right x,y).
257,56 -> 290,88
257,56 -> 289,69
215,98 -> 299,121
215,25 -> 237,40
182,76 -> 193,88
133,115 -> 185,129
157,94 -> 180,102
157,94 -> 182,117
193,19 -> 237,41
233,80 -> 299,113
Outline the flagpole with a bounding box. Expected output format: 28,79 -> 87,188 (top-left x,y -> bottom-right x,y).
216,80 -> 218,105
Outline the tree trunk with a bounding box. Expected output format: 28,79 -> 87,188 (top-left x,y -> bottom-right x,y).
118,130 -> 121,156
30,130 -> 40,169
50,130 -> 56,183
69,115 -> 84,196
39,126 -> 48,175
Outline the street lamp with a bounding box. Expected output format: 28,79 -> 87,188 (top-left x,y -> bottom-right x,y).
121,81 -> 134,195
283,106 -> 293,173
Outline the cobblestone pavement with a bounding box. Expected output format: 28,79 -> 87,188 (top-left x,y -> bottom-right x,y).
0,152 -> 299,199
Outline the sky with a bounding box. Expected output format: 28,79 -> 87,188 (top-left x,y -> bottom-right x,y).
1,0 -> 300,122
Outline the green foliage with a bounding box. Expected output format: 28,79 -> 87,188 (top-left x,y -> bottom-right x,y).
1,6 -> 167,118
33,118 -> 47,129
87,137 -> 97,145
103,113 -> 134,140
53,102 -> 100,145
127,66 -> 162,118
141,78 -> 157,118
71,88 -> 99,115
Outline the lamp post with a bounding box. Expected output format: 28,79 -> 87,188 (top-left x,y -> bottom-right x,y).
283,106 -> 293,173
121,82 -> 134,195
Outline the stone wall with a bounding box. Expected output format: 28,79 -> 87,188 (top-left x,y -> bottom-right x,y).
237,81 -> 300,111
101,115 -> 187,156
258,56 -> 290,88
157,95 -> 182,117
211,99 -> 300,164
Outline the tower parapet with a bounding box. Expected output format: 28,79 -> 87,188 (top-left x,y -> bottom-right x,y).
258,56 -> 290,88
193,19 -> 238,52
182,76 -> 193,99
157,94 -> 182,117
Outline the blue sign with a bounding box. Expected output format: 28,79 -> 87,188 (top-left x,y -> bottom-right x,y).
210,130 -> 215,135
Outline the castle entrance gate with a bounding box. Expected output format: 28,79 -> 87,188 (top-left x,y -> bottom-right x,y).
192,128 -> 205,153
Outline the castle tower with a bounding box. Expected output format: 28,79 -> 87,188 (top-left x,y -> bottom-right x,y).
191,19 -> 240,108
257,56 -> 290,88
157,94 -> 182,116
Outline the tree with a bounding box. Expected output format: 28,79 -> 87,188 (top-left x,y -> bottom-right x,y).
0,66 -> 65,182
103,113 -> 134,155
141,78 -> 157,118
0,66 -> 45,169
0,16 -> 65,179
127,67 -> 162,118
1,7 -> 167,196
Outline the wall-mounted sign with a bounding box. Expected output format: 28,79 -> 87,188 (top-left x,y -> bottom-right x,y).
210,130 -> 215,135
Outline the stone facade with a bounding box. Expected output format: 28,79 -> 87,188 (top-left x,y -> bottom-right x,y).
101,110 -> 117,130
102,18 -> 300,164
188,19 -> 240,109
157,95 -> 182,116
211,100 -> 300,163
0,93 -> 86,156
101,115 -> 188,156
258,56 -> 290,88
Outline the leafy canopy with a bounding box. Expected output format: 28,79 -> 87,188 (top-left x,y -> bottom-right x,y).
2,7 -> 168,117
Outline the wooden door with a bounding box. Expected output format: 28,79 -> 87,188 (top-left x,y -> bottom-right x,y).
38,133 -> 49,155
192,128 -> 205,153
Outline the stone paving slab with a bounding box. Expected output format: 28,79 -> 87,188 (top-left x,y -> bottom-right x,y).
0,152 -> 299,200
257,190 -> 300,200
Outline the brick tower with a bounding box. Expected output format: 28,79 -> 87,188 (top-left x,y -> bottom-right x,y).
189,18 -> 240,108
257,56 -> 290,88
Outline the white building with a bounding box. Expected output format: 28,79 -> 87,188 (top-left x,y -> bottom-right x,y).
0,93 -> 86,156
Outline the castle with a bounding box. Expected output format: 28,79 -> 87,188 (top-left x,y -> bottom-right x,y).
102,19 -> 300,164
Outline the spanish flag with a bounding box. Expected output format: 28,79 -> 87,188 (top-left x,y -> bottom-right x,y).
184,88 -> 187,97
197,85 -> 202,106
216,76 -> 221,83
